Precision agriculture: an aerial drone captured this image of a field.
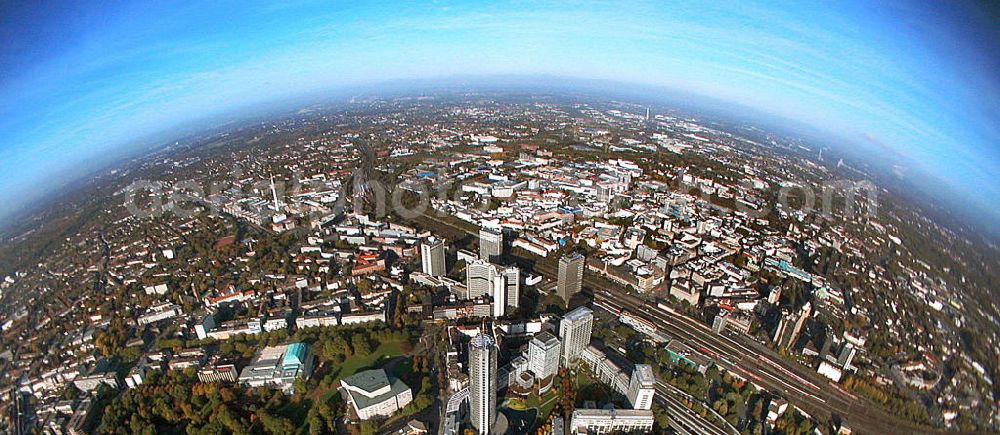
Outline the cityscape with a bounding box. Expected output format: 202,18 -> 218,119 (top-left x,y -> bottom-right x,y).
1,2 -> 998,435
0,94 -> 995,434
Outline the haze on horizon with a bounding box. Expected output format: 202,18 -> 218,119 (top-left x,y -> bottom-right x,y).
1,1 -> 998,229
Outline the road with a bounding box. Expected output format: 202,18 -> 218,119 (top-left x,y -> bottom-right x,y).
405,210 -> 942,435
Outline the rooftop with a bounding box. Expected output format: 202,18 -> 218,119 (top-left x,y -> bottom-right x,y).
564,306 -> 593,322
342,368 -> 411,411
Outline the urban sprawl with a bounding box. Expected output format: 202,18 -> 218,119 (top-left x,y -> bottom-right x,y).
0,94 -> 995,434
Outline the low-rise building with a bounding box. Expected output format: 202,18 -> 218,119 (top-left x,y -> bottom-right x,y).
198,364 -> 239,383
569,408 -> 654,434
341,368 -> 413,420
137,303 -> 182,325
238,343 -> 314,393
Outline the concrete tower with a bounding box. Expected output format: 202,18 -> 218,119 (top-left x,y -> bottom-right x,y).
420,237 -> 446,277
469,333 -> 498,434
479,226 -> 503,261
557,253 -> 584,303
559,306 -> 593,366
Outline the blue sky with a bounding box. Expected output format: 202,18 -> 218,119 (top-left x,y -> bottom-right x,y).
1,1 -> 998,225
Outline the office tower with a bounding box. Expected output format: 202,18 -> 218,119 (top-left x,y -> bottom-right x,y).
837,343 -> 857,368
767,286 -> 782,304
479,226 -> 503,261
557,253 -> 584,302
501,266 -> 520,308
712,311 -> 728,334
492,275 -> 508,318
469,334 -> 498,435
597,183 -> 612,203
791,302 -> 812,340
420,237 -> 446,277
527,331 -> 561,387
627,364 -> 656,410
775,302 -> 812,349
467,259 -> 501,300
559,306 -> 593,366
772,310 -> 789,345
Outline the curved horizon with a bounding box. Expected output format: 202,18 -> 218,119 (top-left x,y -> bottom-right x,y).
1,1 -> 998,228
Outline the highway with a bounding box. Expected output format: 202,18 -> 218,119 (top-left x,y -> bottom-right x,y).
405,211 -> 941,434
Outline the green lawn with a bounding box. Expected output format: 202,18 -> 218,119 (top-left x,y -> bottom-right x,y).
524,388 -> 560,420
276,398 -> 313,431
330,339 -> 406,381
575,368 -> 595,388
310,338 -> 408,399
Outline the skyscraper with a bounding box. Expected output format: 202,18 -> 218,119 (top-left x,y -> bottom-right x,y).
527,331 -> 561,392
775,302 -> 812,349
479,226 -> 503,261
627,364 -> 656,410
469,333 -> 498,435
559,306 -> 593,367
420,237 -> 446,277
788,302 -> 812,346
492,276 -> 508,318
557,253 -> 584,303
467,259 -> 501,300
501,266 -> 520,308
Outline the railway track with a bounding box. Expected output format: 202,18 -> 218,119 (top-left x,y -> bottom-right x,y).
405,211 -> 940,434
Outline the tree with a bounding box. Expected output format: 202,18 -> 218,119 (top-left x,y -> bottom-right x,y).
351,334 -> 371,356
360,420 -> 379,435
257,411 -> 296,434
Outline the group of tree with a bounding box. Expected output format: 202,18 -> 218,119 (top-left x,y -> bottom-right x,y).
772,406 -> 816,435
293,322 -> 414,365
95,369 -> 342,434
841,375 -> 928,423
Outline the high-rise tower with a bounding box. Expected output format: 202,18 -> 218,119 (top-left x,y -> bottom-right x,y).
469,333 -> 498,435
559,306 -> 593,366
627,364 -> 656,410
420,237 -> 446,277
466,260 -> 501,300
501,266 -> 520,308
527,331 -> 561,392
557,253 -> 584,303
479,226 -> 503,261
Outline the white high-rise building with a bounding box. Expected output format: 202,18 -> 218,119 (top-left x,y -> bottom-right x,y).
469,333 -> 498,435
492,275 -> 508,318
559,306 -> 594,367
467,260 -> 510,318
627,364 -> 656,410
420,238 -> 446,277
527,331 -> 561,390
479,226 -> 503,261
501,266 -> 520,308
466,260 -> 500,299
